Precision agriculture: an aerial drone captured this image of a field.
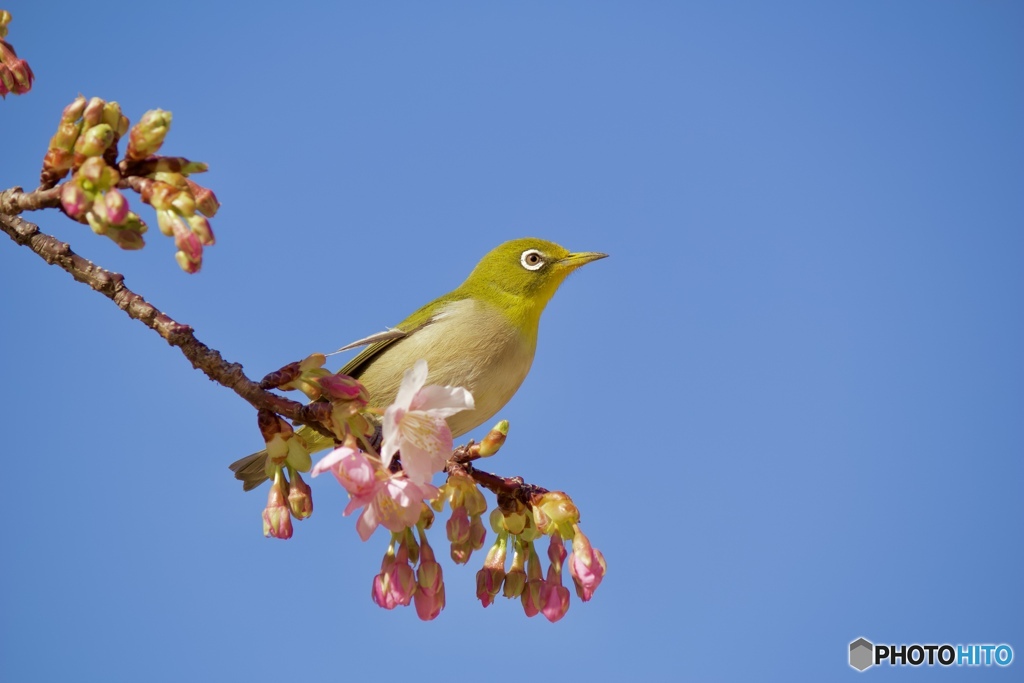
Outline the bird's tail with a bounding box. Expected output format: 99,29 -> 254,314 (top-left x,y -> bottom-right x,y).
228,450 -> 271,491
229,423 -> 382,491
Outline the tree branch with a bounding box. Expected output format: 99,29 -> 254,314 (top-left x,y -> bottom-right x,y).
0,186 -> 62,214
0,210 -> 335,439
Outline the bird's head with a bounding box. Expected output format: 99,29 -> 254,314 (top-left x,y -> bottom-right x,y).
461,238 -> 607,316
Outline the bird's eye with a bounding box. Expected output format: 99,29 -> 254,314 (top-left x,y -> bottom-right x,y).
521,249 -> 545,271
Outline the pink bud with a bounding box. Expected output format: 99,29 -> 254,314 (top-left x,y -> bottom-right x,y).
475,566 -> 505,607
521,579 -> 544,618
503,567 -> 527,598
413,582 -> 445,621
417,557 -> 444,595
0,63 -> 14,95
385,562 -> 417,607
186,179 -> 220,217
188,214 -> 215,246
371,573 -> 398,610
60,182 -> 90,219
568,526 -> 606,601
175,250 -> 201,274
104,189 -> 129,226
262,479 -> 293,540
287,473 -> 314,520
318,373 -> 368,402
540,582 -> 571,623
446,506 -> 471,546
82,97 -> 105,127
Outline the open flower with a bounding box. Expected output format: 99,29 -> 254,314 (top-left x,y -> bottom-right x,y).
312,446 -> 438,540
382,359 -> 474,485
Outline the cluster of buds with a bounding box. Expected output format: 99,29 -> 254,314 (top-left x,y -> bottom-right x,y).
371,511 -> 447,620
0,10 -> 33,97
437,472 -> 488,564
474,490 -> 606,621
42,94 -> 219,272
257,409 -> 313,539
129,147 -> 218,273
48,98 -> 147,250
260,355 -> 377,448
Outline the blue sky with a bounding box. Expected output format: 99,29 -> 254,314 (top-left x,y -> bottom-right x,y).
2,2 -> 1021,681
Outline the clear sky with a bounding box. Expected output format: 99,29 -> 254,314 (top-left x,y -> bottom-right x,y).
1,2 -> 1021,681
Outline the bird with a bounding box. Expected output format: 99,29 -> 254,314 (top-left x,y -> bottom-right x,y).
229,237 -> 606,491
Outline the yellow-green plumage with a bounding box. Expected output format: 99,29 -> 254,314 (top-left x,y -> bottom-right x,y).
230,238 -> 606,490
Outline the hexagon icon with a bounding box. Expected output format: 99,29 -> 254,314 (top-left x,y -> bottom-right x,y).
849,638 -> 874,671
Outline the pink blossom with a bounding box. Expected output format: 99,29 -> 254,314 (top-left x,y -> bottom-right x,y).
382,359 -> 474,485
311,447 -> 437,541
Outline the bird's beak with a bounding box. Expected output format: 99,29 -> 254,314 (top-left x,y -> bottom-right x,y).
559,251 -> 608,270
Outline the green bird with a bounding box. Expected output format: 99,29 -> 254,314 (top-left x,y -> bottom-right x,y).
230,237 -> 606,490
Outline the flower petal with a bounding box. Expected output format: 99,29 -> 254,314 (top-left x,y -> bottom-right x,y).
357,505 -> 379,541
411,385 -> 475,417
393,359 -> 429,411
381,406 -> 401,468
310,446 -> 356,478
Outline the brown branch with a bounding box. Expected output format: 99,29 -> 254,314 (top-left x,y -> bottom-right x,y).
0,210 -> 335,439
0,186 -> 62,214
448,456 -> 548,510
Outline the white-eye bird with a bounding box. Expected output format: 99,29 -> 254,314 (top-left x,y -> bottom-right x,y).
230,237 -> 606,490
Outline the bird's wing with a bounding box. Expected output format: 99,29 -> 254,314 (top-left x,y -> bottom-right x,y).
332,328 -> 407,353
335,293 -> 464,379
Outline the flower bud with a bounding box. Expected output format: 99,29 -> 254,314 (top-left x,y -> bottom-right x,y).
60,95 -> 87,123
101,101 -> 123,130
51,120 -> 82,153
188,214 -> 215,246
521,579 -> 544,618
0,64 -> 13,94
503,566 -> 527,598
262,476 -> 293,540
287,472 -> 313,520
113,227 -> 145,251
77,157 -> 118,191
82,97 -> 105,127
477,420 -> 509,457
104,188 -> 129,226
10,58 -> 32,92
318,373 -> 368,403
171,190 -> 196,217
186,179 -> 220,217
417,557 -> 443,596
86,210 -> 109,236
126,109 -> 172,160
568,525 -> 606,601
60,182 -> 90,219
74,123 -> 115,158
446,506 -> 471,546
476,566 -> 505,607
532,491 -> 580,538
540,582 -> 571,623
175,251 -> 201,274
371,573 -> 397,610
413,582 -> 445,621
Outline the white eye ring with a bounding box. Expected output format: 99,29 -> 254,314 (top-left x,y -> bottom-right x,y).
521,249 -> 545,271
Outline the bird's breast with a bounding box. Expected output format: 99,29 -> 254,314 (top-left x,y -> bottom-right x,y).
359,298 -> 536,437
